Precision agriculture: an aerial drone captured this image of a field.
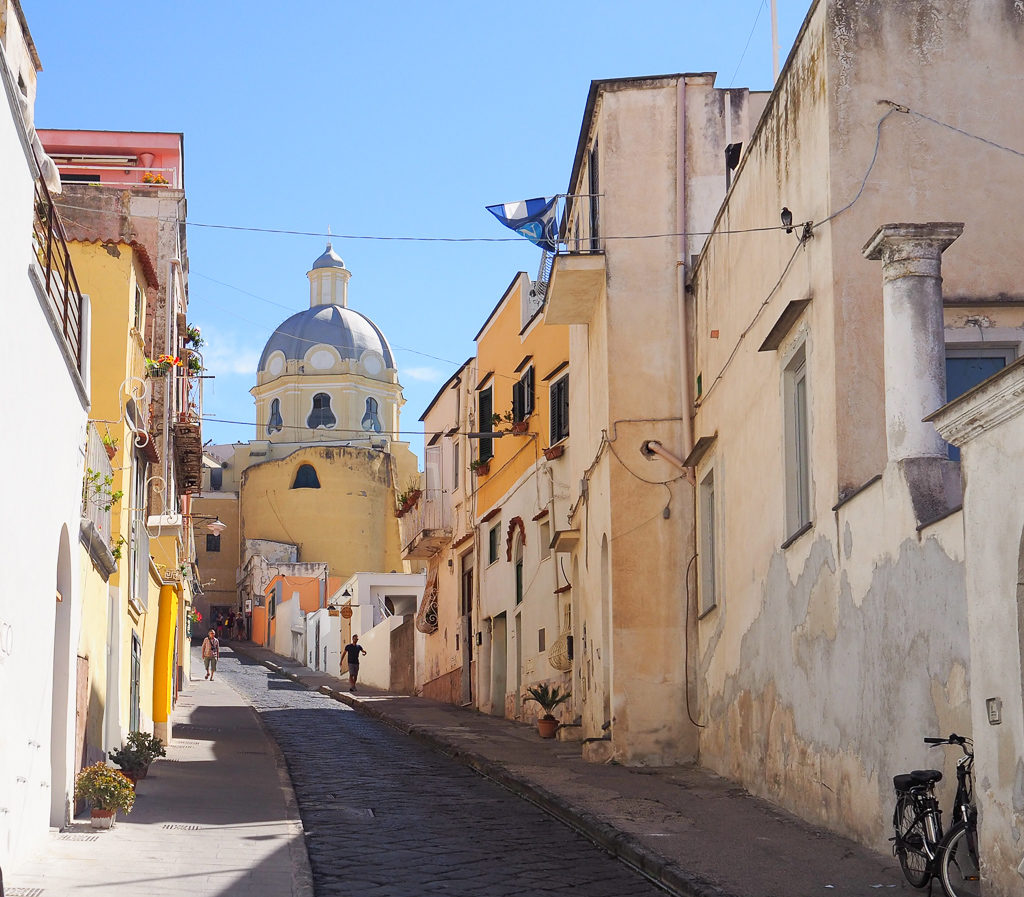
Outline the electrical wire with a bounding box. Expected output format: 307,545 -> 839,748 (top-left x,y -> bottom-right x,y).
728,0 -> 768,89
696,236 -> 806,408
682,552 -> 706,729
53,199 -> 791,244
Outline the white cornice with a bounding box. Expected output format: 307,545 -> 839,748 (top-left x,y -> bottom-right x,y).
930,358 -> 1024,447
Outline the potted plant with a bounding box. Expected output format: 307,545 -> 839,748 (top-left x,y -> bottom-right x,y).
524,683 -> 571,738
543,445 -> 565,461
101,432 -> 119,460
74,762 -> 135,828
145,354 -> 183,377
109,731 -> 166,782
395,484 -> 423,517
184,324 -> 204,347
470,458 -> 490,476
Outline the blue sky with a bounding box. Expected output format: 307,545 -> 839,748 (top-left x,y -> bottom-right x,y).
28,0 -> 807,454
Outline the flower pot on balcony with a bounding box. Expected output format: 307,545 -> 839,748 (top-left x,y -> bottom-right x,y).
543,445 -> 564,461
472,461 -> 490,476
510,420 -> 529,435
104,443 -> 118,461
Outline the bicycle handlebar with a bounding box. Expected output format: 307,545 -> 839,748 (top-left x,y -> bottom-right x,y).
923,733 -> 973,753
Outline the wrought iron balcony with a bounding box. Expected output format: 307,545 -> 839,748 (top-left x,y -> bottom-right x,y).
32,170 -> 84,369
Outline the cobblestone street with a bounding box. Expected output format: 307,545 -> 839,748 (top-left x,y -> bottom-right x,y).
219,649 -> 667,897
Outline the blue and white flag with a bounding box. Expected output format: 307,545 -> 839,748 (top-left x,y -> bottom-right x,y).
486,196 -> 559,252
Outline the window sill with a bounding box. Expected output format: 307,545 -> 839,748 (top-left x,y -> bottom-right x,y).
781,521 -> 813,550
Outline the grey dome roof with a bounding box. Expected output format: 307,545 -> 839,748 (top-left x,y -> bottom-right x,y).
312,244 -> 345,269
258,305 -> 395,370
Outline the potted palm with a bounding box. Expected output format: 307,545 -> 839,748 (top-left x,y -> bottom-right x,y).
524,683 -> 571,738
74,762 -> 135,828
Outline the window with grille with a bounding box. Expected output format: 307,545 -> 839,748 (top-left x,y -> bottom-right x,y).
206,533 -> 221,552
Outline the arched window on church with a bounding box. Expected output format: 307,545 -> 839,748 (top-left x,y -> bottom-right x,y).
361,397 -> 382,432
292,464 -> 321,489
307,393 -> 336,429
267,398 -> 283,434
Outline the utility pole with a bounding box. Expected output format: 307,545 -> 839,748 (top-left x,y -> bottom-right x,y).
771,0 -> 780,83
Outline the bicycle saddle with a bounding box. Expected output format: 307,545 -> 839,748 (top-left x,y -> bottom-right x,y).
893,769 -> 943,790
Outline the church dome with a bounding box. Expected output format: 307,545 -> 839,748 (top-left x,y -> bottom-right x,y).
258,304 -> 395,371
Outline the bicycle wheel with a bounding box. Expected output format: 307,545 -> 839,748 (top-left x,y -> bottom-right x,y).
940,822 -> 981,897
895,794 -> 931,888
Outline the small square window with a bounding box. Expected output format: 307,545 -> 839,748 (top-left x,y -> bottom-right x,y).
206,533 -> 221,553
538,628 -> 546,652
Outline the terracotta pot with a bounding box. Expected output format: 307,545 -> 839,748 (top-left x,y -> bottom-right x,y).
543,445 -> 564,461
537,717 -> 559,739
90,808 -> 116,829
104,443 -> 117,460
473,462 -> 490,476
511,421 -> 529,434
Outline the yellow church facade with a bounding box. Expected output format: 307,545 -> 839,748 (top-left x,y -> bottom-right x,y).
194,246 -> 418,631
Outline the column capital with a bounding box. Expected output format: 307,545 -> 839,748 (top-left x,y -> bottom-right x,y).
862,222 -> 964,263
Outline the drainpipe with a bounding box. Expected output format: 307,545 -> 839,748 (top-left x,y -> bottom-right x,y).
676,77 -> 695,462
862,222 -> 964,524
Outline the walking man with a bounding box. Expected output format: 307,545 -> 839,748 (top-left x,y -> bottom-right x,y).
342,635 -> 366,692
202,628 -> 220,680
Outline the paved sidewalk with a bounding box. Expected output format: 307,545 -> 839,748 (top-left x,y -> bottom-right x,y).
6,647 -> 312,897
235,642 -> 905,897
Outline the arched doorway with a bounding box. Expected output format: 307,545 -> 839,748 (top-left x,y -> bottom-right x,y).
50,525 -> 73,826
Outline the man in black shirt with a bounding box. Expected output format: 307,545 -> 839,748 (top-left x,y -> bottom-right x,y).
343,635 -> 366,691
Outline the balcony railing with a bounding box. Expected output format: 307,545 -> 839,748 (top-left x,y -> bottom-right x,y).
399,489 -> 453,558
32,169 -> 84,369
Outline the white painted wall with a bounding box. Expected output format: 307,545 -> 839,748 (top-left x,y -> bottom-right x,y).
0,28 -> 89,870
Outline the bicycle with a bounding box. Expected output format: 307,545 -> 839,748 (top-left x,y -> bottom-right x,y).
891,733 -> 980,897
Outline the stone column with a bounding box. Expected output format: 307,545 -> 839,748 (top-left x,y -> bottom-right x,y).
863,222 -> 964,525
862,222 -> 964,462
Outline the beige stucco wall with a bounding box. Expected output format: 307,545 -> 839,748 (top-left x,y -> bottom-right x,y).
551,72 -> 762,762
933,360 -> 1024,897
687,0 -> 1024,851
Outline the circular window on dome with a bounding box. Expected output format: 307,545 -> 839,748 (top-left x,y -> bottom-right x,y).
361,350 -> 385,377
266,351 -> 286,376
308,348 -> 337,370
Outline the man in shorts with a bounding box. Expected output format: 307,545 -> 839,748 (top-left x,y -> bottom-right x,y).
202,629 -> 220,680
342,635 -> 366,691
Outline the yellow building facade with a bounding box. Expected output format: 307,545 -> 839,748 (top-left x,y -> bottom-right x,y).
471,273 -> 574,721
70,238 -> 192,754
